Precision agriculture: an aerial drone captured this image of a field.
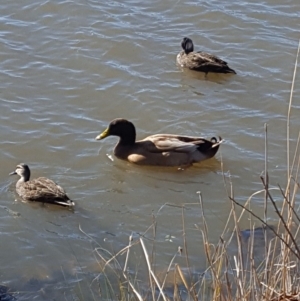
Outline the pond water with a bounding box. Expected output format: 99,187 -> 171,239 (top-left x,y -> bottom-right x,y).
0,0 -> 299,299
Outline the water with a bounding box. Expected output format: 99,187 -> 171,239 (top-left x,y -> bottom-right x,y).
0,0 -> 299,299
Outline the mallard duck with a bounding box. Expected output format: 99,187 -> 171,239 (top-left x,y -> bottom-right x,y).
95,118 -> 223,167
9,163 -> 75,207
176,37 -> 236,75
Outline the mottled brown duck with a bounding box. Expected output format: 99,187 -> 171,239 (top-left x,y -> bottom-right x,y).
95,118 -> 222,167
9,163 -> 74,207
176,37 -> 236,75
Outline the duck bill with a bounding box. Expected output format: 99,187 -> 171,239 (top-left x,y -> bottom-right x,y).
9,171 -> 17,176
95,128 -> 110,140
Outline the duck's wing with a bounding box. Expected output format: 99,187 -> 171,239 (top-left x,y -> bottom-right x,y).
181,51 -> 227,69
142,134 -> 207,154
186,52 -> 236,73
18,178 -> 74,206
196,52 -> 228,65
22,177 -> 66,200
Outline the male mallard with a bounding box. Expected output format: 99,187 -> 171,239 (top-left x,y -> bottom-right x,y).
176,37 -> 236,75
95,118 -> 222,167
9,163 -> 75,207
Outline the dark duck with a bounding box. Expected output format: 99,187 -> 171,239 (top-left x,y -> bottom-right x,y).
177,37 -> 236,75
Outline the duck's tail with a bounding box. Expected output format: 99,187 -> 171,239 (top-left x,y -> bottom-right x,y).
211,136 -> 224,148
224,66 -> 236,74
55,199 -> 75,207
196,136 -> 223,161
203,136 -> 223,159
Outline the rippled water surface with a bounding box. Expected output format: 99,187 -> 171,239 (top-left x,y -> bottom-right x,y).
0,0 -> 299,299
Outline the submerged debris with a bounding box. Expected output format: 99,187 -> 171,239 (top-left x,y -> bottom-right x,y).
0,285 -> 17,301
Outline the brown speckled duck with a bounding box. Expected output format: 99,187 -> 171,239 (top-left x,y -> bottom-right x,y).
9,163 -> 75,207
96,118 -> 222,167
176,37 -> 236,75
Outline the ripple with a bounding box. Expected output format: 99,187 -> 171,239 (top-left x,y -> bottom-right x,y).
0,0 -> 299,295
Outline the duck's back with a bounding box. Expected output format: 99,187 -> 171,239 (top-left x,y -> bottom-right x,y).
177,50 -> 236,74
16,177 -> 70,203
196,51 -> 228,65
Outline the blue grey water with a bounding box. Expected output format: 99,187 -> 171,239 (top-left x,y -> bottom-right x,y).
0,0 -> 299,299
